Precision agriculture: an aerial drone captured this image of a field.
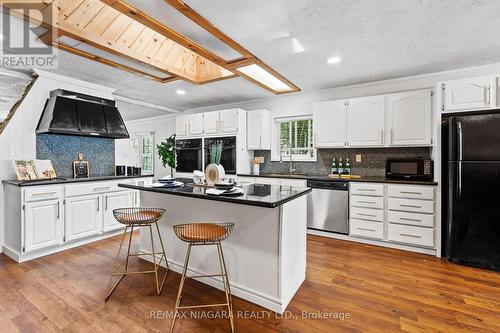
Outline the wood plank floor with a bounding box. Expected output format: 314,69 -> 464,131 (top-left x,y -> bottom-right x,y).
1,233 -> 499,332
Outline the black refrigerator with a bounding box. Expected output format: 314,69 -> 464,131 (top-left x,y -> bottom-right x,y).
444,112 -> 500,271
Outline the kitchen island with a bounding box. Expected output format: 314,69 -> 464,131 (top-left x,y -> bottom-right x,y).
119,180 -> 311,313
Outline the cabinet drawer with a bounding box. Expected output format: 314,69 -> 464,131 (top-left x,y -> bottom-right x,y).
388,185 -> 434,200
24,186 -> 63,202
350,219 -> 384,240
350,195 -> 384,209
65,181 -> 131,197
350,183 -> 384,196
388,224 -> 434,247
388,198 -> 434,214
388,211 -> 434,228
350,207 -> 383,222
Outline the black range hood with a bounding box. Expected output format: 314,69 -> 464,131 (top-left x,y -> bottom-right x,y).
36,89 -> 129,139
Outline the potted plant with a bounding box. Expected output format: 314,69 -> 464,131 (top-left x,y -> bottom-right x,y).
157,134 -> 176,178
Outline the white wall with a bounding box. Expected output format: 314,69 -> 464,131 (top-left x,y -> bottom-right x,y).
115,115 -> 176,179
0,70 -> 116,252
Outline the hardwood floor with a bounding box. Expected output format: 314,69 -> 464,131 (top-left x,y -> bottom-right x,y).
1,233 -> 499,332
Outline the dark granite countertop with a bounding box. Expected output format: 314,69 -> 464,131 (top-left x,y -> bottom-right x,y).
3,174 -> 154,187
118,178 -> 311,208
237,173 -> 438,186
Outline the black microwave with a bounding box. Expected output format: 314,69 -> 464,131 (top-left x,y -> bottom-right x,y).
386,158 -> 433,180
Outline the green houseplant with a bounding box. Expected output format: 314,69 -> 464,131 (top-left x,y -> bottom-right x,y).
156,134 -> 176,178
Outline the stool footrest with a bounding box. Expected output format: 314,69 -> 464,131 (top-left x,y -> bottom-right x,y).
188,273 -> 226,279
177,303 -> 230,310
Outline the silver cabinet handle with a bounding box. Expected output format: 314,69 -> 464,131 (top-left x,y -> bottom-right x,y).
33,192 -> 57,196
358,213 -> 376,217
358,189 -> 376,192
358,200 -> 376,204
380,129 -> 384,144
486,86 -> 491,106
105,195 -> 108,211
358,227 -> 376,232
400,191 -> 422,195
400,217 -> 421,222
390,128 -> 394,144
57,201 -> 60,219
97,198 -> 100,212
94,187 -> 111,191
400,233 -> 422,239
400,204 -> 422,208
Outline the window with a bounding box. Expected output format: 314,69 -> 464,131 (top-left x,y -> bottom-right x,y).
274,116 -> 316,161
131,132 -> 155,175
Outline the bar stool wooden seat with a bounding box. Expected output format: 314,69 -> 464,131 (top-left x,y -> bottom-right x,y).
105,208 -> 169,301
170,222 -> 235,333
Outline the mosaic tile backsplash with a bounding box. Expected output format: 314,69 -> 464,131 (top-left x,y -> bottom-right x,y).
254,147 -> 431,177
36,134 -> 115,178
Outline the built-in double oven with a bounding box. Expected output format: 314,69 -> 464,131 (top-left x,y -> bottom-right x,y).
175,136 -> 237,174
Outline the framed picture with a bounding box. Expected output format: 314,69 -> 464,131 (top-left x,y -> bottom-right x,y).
13,160 -> 37,181
73,160 -> 90,178
34,159 -> 57,179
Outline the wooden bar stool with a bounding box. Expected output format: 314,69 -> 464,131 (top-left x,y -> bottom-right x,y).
105,208 -> 169,301
170,222 -> 235,333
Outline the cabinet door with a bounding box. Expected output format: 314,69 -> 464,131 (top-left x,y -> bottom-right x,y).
189,113 -> 204,135
24,199 -> 63,252
65,194 -> 103,241
314,100 -> 347,148
443,76 -> 497,112
220,109 -> 239,133
103,191 -> 131,232
347,95 -> 385,147
388,90 -> 432,146
247,111 -> 262,149
176,116 -> 188,136
203,111 -> 220,134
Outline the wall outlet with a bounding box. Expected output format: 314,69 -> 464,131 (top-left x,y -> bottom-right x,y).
355,154 -> 362,163
11,147 -> 19,156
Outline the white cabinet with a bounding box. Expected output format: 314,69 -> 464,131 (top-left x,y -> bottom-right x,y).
24,199 -> 63,252
103,191 -> 131,232
247,109 -> 271,150
313,100 -> 347,148
188,113 -> 204,135
203,111 -> 220,134
347,95 -> 385,147
442,76 -> 498,112
65,194 -> 103,241
176,114 -> 203,136
387,90 -> 432,146
176,116 -> 189,136
220,109 -> 239,132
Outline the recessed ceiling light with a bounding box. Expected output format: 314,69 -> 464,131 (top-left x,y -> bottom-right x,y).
327,56 -> 341,64
176,89 -> 186,95
236,64 -> 293,93
291,38 -> 305,53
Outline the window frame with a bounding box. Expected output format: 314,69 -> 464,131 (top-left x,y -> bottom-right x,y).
130,131 -> 155,175
271,115 -> 317,162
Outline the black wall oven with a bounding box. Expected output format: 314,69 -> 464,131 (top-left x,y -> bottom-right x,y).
204,136 -> 237,174
175,138 -> 202,173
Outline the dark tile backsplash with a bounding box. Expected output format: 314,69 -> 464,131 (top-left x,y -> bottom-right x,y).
36,134 -> 115,178
254,147 -> 431,177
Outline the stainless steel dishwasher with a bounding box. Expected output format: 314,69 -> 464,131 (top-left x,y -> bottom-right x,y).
307,180 -> 349,234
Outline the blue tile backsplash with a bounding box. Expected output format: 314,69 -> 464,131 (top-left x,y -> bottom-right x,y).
36,134 -> 115,178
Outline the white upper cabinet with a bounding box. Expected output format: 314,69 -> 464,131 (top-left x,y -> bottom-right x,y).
388,90 -> 432,146
219,109 -> 239,133
176,116 -> 189,137
247,109 -> 271,150
347,95 -> 386,147
314,100 -> 347,148
203,111 -> 220,134
65,194 -> 103,242
24,199 -> 63,252
188,113 -> 204,135
442,76 -> 498,112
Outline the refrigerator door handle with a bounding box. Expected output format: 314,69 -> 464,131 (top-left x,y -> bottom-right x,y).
457,161 -> 462,199
457,121 -> 463,161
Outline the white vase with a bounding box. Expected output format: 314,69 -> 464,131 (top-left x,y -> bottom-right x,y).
205,163 -> 225,185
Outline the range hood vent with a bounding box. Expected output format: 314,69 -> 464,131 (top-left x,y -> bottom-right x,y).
36,89 -> 129,139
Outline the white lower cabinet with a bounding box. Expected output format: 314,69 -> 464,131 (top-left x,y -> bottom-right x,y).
24,199 -> 63,252
65,194 -> 103,241
349,182 -> 436,252
103,191 -> 132,232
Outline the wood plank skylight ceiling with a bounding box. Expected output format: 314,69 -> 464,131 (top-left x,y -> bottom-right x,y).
4,0 -> 300,94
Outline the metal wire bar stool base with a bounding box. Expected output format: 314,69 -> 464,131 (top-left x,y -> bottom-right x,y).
105,222 -> 169,301
170,222 -> 234,333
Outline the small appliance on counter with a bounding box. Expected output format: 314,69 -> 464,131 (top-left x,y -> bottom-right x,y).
385,158 -> 433,180
116,165 -> 126,176
133,166 -> 141,176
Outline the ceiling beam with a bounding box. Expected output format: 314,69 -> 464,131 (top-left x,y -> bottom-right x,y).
113,94 -> 181,113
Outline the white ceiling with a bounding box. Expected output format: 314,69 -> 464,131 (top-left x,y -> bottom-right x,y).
30,0 -> 500,118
